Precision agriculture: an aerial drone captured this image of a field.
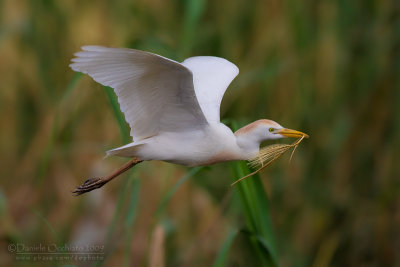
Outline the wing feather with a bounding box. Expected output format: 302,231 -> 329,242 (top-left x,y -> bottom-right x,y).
70,46 -> 207,141
182,56 -> 239,123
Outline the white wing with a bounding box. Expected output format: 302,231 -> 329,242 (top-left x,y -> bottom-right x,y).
182,56 -> 239,123
70,46 -> 207,141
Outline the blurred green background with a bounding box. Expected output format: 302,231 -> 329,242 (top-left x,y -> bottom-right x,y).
1,0 -> 399,266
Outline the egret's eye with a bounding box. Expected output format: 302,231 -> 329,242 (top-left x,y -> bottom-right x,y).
269,128 -> 275,133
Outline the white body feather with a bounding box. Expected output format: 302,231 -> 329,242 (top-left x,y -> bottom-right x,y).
110,123 -> 243,166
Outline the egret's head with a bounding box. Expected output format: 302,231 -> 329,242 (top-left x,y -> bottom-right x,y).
235,119 -> 308,154
264,121 -> 309,140
235,119 -> 308,140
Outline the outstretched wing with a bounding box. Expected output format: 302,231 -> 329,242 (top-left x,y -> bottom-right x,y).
181,56 -> 239,123
70,46 -> 208,141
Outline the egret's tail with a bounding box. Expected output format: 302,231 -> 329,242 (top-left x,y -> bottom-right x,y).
106,142 -> 145,158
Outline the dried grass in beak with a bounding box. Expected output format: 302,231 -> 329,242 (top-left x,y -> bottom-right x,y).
231,135 -> 307,186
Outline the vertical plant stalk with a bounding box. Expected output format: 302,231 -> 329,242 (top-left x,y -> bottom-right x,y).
230,121 -> 279,266
102,86 -> 130,144
213,229 -> 238,267
97,85 -> 140,267
36,73 -> 83,184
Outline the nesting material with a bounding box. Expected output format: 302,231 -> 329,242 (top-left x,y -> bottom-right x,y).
231,135 -> 307,186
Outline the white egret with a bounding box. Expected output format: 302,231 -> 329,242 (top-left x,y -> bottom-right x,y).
70,46 -> 308,195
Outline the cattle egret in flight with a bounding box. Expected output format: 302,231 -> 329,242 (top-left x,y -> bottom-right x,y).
70,46 -> 308,195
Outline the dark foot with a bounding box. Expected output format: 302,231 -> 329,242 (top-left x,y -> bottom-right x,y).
72,177 -> 107,196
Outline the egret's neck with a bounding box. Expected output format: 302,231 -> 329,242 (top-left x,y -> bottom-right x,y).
234,129 -> 262,160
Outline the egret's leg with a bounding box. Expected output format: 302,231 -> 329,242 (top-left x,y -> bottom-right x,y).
72,157 -> 142,196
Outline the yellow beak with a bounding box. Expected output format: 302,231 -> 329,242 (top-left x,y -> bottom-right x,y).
276,128 -> 309,138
